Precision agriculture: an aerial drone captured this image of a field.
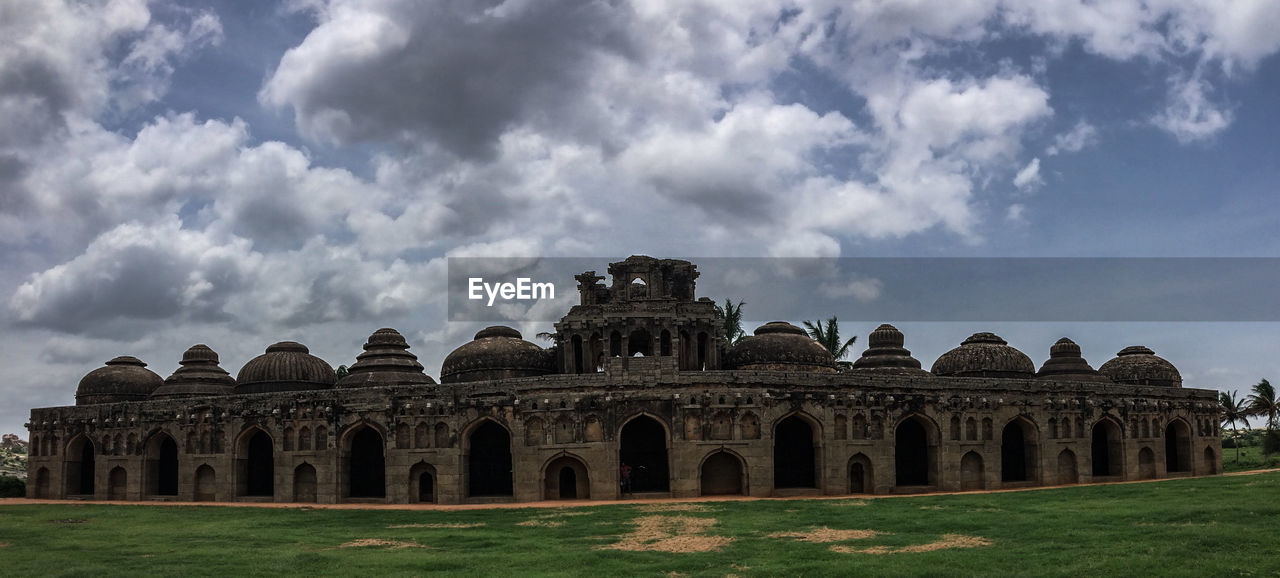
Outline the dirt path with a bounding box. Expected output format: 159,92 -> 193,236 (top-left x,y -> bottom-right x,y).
3,469 -> 1275,512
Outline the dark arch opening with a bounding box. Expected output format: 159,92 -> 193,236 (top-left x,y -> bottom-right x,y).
701,452 -> 744,495
146,434 -> 179,496
467,421 -> 513,497
961,451 -> 985,490
895,417 -> 931,486
660,330 -> 672,356
610,331 -> 622,357
697,332 -> 709,369
108,466 -> 127,500
572,335 -> 584,374
348,427 -> 386,498
67,437 -> 96,496
628,328 -> 652,357
1091,420 -> 1122,477
559,467 -> 578,499
243,430 -> 274,496
773,416 -> 816,488
1001,422 -> 1028,482
35,467 -> 50,499
1165,421 -> 1190,473
620,416 -> 669,492
1057,449 -> 1078,484
849,454 -> 873,494
195,465 -> 216,501
1138,447 -> 1156,479
419,471 -> 435,502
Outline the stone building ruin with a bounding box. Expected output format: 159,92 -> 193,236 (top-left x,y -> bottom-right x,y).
26,256 -> 1222,503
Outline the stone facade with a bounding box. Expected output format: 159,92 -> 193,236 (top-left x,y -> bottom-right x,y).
25,256 -> 1223,504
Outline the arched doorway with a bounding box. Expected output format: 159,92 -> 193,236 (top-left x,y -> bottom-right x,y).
294,463 -> 317,502
961,451 -> 985,490
1091,419 -> 1123,478
145,433 -> 179,496
108,467 -> 127,500
467,421 -> 513,497
619,416 -> 669,492
194,465 -> 216,501
65,435 -> 96,496
1138,447 -> 1156,479
848,454 -> 873,494
34,468 -> 50,499
544,455 -> 590,500
410,462 -> 436,503
700,451 -> 745,496
1165,420 -> 1191,473
1001,419 -> 1037,483
238,429 -> 274,497
895,416 -> 935,487
1057,449 -> 1078,484
773,415 -> 817,489
347,426 -> 386,498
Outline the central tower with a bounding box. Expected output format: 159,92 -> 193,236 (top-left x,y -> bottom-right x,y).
554,256 -> 722,373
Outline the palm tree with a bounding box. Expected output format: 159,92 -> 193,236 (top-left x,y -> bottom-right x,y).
803,316 -> 858,370
716,299 -> 746,346
1247,378 -> 1279,456
1220,390 -> 1249,465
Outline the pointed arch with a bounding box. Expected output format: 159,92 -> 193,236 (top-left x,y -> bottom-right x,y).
1204,445 -> 1219,475
235,426 -> 274,497
619,413 -> 671,493
107,466 -> 127,500
543,453 -> 590,500
464,418 -> 513,497
409,461 -> 437,503
293,462 -> 318,502
1000,416 -> 1040,483
1138,447 -> 1156,479
144,431 -> 180,496
960,451 -> 985,490
1165,418 -> 1192,473
64,434 -> 96,496
341,421 -> 387,499
1057,449 -> 1078,484
194,464 -> 216,501
700,449 -> 747,496
848,453 -> 874,495
894,413 -> 939,488
773,411 -> 821,489
1090,417 -> 1124,478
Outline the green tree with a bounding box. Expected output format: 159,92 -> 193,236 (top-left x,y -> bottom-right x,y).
1247,378 -> 1279,455
803,316 -> 858,370
1220,389 -> 1249,465
715,299 -> 746,346
335,365 -> 350,379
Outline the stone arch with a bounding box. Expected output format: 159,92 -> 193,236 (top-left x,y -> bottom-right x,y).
1000,416 -> 1039,483
834,414 -> 848,441
965,417 -> 978,441
293,462 -> 318,502
950,415 -> 961,441
628,328 -> 652,357
464,418 -> 513,497
525,416 -> 545,446
740,412 -> 760,439
298,426 -> 311,451
710,411 -> 733,440
554,415 -> 576,444
584,415 -> 603,442
1165,418 -> 1192,473
1141,419 -> 1151,438
107,466 -> 127,500
235,426 -> 274,497
126,432 -> 138,455
415,422 -> 430,448
144,431 -> 180,496
396,423 -> 410,449
543,454 -> 590,500
1048,417 -> 1058,439
1090,417 -> 1124,478
64,434 -> 96,496
314,425 -> 328,450
113,433 -> 123,456
186,431 -> 197,454
660,329 -> 672,356
194,464 -> 216,501
773,412 -> 821,489
961,451 -> 985,490
34,467 -> 50,499
982,417 -> 993,441
409,461 -> 437,503
1057,449 -> 1078,485
619,413 -> 671,493
434,423 -> 450,448
1138,447 -> 1156,479
340,422 -> 387,499
894,414 -> 939,487
851,414 -> 867,440
283,427 -> 296,452
571,334 -> 585,373
700,450 -> 747,496
610,330 -> 623,357
848,453 -> 873,494
1204,445 -> 1219,474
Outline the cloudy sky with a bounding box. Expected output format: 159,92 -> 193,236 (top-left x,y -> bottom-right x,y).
3,0 -> 1280,436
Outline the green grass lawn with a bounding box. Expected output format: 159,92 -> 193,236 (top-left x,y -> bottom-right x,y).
1222,445 -> 1280,473
3,472 -> 1279,576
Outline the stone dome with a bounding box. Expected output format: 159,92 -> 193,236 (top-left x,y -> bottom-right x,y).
723,321 -> 836,373
76,356 -> 164,405
338,328 -> 436,388
234,341 -> 337,394
850,324 -> 930,376
440,326 -> 556,384
151,344 -> 236,399
1099,346 -> 1182,387
1036,338 -> 1109,382
931,332 -> 1035,378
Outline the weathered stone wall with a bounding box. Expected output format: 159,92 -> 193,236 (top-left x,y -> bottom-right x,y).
25,360 -> 1222,504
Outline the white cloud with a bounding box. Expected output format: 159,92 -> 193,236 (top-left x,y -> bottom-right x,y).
1013,157 -> 1043,191
1046,121 -> 1098,155
1152,71 -> 1234,143
818,276 -> 884,303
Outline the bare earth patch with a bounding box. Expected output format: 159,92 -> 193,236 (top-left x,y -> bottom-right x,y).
833,500 -> 869,507
769,527 -> 883,543
637,503 -> 709,513
598,515 -> 733,553
0,542 -> 9,548
517,519 -> 564,527
336,538 -> 428,550
832,534 -> 993,555
385,523 -> 485,529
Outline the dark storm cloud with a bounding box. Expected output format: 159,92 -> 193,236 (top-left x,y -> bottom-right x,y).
263,0 -> 639,159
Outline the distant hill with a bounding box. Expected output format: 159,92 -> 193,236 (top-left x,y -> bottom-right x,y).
1,435 -> 27,479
